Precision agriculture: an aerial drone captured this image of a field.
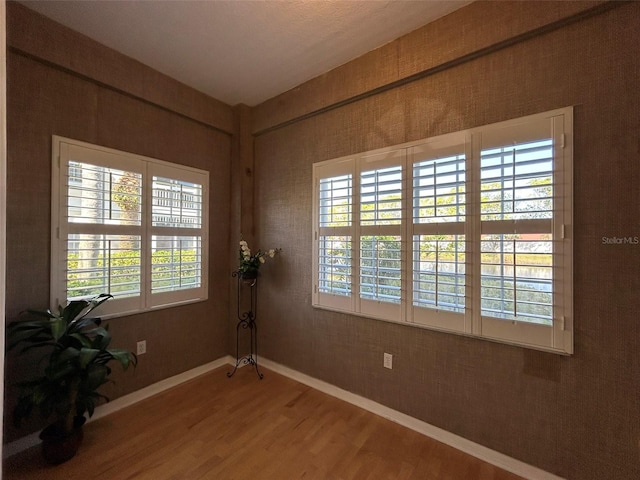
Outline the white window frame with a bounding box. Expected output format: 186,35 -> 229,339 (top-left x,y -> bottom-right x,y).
51,136 -> 209,318
312,108 -> 573,354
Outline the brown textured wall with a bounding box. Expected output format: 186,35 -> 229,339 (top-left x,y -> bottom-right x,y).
4,4 -> 233,442
229,104 -> 256,357
251,1 -> 608,134
252,2 -> 640,480
7,2 -> 233,134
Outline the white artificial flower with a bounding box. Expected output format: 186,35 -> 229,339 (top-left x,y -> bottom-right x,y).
268,249 -> 276,258
239,240 -> 247,247
259,256 -> 266,264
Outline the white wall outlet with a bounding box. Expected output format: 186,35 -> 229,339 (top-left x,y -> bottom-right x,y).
383,352 -> 393,369
136,340 -> 147,355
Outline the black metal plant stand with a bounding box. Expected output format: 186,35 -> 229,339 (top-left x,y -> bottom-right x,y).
227,271 -> 263,379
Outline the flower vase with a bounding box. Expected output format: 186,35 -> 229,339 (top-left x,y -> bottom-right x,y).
240,270 -> 258,284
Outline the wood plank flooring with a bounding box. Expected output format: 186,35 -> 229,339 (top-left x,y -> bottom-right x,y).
4,366 -> 524,480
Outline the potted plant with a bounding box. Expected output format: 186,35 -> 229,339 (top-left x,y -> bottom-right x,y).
6,293 -> 137,464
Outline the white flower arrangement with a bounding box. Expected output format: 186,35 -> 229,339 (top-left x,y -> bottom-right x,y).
238,240 -> 281,277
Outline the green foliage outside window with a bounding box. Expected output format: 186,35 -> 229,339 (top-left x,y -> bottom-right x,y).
67,249 -> 199,298
320,167 -> 553,311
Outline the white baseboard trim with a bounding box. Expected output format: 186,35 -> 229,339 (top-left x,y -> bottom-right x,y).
4,354 -> 564,480
3,356 -> 234,459
89,356 -> 233,422
2,431 -> 40,460
258,357 -> 565,480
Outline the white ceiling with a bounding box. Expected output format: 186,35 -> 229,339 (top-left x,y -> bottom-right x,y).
20,1 -> 471,107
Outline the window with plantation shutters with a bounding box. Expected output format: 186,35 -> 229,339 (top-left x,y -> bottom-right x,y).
313,108 -> 573,354
52,137 -> 209,318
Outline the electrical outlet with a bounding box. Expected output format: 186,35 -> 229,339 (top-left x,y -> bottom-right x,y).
137,340 -> 147,355
383,352 -> 393,369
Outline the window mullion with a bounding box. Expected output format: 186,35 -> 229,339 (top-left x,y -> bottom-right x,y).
402,147 -> 410,323
467,131 -> 481,335
142,162 -> 151,310
353,159 -> 361,314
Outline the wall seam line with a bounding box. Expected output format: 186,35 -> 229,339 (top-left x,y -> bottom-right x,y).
252,1 -> 620,138
7,46 -> 235,137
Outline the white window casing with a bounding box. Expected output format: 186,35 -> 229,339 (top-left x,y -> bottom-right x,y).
51,136 -> 209,318
312,108 -> 573,354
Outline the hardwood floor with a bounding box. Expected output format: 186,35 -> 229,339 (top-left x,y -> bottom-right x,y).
4,366 -> 524,480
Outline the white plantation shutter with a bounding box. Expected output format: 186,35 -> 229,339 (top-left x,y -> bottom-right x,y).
358,150 -> 404,321
151,235 -> 202,293
412,155 -> 465,225
479,137 -> 554,324
412,235 -> 465,312
55,144 -> 145,315
360,165 -> 402,226
148,164 -> 207,308
474,114 -> 571,351
480,234 -> 553,323
313,159 -> 354,312
65,160 -> 143,302
319,174 -> 352,229
359,162 -> 402,300
67,161 -> 142,226
52,137 -> 209,317
318,173 -> 353,300
151,176 -> 203,228
318,235 -> 352,297
66,234 -> 142,300
359,234 -> 402,303
410,134 -> 467,332
313,108 -> 572,354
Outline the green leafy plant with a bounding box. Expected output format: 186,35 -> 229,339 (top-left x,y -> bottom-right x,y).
6,294 -> 137,437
